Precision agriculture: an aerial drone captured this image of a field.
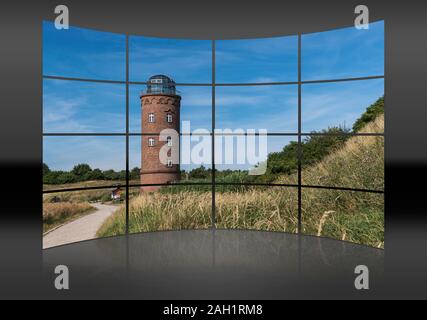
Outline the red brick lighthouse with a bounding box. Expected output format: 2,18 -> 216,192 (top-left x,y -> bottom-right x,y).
140,75 -> 181,192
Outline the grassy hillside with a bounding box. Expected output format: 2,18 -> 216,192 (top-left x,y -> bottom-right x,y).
97,113 -> 384,247
295,115 -> 384,247
276,115 -> 384,190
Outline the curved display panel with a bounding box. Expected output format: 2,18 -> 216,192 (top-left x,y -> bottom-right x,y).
43,20 -> 384,249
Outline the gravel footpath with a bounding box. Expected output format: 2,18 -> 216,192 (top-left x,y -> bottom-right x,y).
43,203 -> 118,249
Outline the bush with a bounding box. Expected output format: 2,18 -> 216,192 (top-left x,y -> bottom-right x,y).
71,163 -> 92,177
187,165 -> 210,180
102,169 -> 118,181
88,168 -> 104,180
130,167 -> 141,180
352,96 -> 384,132
56,172 -> 78,184
43,163 -> 50,175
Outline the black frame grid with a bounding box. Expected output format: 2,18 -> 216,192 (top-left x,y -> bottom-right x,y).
42,25 -> 385,241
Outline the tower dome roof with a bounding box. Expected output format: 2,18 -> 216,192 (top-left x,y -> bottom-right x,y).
144,74 -> 178,95
148,74 -> 175,83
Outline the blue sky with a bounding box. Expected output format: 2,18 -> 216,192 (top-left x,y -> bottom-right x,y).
129,36 -> 211,83
43,20 -> 384,172
43,79 -> 126,132
43,22 -> 126,80
302,21 -> 384,80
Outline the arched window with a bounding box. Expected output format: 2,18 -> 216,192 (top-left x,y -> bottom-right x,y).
166,113 -> 173,123
167,136 -> 172,146
148,113 -> 155,123
148,138 -> 155,146
166,159 -> 173,167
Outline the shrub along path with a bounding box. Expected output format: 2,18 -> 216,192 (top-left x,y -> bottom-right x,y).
43,203 -> 119,249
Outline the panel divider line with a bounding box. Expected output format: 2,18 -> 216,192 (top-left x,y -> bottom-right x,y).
211,39 -> 216,229
42,74 -> 384,86
43,183 -> 384,194
297,33 -> 302,235
43,133 -> 126,136
297,33 -> 302,280
42,75 -> 126,84
301,75 -> 384,84
42,132 -> 384,137
125,33 -> 130,235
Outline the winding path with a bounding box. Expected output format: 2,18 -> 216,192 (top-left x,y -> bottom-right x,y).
43,203 -> 119,249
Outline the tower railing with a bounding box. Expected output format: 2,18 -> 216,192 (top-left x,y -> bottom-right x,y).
141,86 -> 181,96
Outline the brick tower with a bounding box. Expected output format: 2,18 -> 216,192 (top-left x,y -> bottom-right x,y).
140,75 -> 181,192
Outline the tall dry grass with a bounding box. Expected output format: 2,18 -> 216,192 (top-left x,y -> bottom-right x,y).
97,115 -> 384,248
43,202 -> 95,232
287,115 -> 384,247
97,187 -> 299,237
216,188 -> 298,232
97,191 -> 212,236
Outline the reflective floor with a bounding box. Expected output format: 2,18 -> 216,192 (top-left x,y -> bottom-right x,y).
42,229 -> 384,299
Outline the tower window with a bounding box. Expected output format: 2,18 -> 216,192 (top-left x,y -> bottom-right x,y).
148,138 -> 155,146
148,113 -> 155,123
166,113 -> 173,123
167,136 -> 172,146
166,159 -> 173,167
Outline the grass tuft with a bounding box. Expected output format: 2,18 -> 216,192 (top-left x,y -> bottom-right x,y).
43,202 -> 95,233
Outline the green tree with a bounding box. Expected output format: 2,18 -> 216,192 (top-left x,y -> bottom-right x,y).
301,127 -> 349,167
71,163 -> 92,178
130,167 -> 141,180
352,96 -> 384,132
43,163 -> 50,176
254,127 -> 349,183
88,168 -> 104,180
118,170 -> 127,181
102,169 -> 118,180
56,172 -> 78,184
188,166 -> 210,180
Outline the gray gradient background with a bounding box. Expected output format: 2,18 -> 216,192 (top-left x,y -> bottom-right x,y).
0,0 -> 426,299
